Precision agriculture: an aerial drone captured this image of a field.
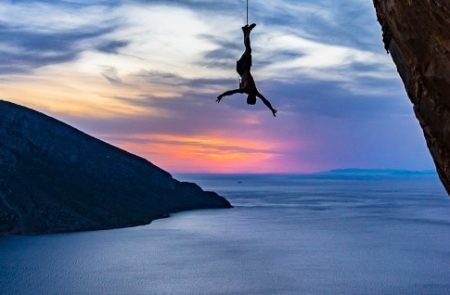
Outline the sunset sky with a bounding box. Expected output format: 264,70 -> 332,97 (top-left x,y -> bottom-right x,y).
0,0 -> 434,173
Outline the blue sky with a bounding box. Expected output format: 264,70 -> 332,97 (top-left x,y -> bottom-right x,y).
0,0 -> 434,172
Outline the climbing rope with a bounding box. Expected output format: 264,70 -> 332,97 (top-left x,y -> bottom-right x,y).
246,0 -> 249,25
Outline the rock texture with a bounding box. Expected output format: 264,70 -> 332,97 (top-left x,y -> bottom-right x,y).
373,0 -> 450,194
0,100 -> 231,235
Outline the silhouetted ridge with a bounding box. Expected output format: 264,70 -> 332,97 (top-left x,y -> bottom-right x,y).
0,100 -> 231,234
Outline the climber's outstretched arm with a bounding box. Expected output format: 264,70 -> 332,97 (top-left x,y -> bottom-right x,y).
217,89 -> 244,103
256,91 -> 277,116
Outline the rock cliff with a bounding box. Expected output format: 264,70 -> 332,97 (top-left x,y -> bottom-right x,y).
0,101 -> 231,235
373,0 -> 450,194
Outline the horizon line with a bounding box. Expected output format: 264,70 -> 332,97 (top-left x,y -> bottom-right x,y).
173,168 -> 438,175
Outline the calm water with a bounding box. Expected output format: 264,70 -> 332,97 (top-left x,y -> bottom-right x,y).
1,174 -> 449,295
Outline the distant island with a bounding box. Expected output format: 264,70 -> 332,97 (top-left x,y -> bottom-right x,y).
0,101 -> 231,235
321,169 -> 437,176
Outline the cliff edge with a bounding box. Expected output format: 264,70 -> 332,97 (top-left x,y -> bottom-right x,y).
0,100 -> 231,235
373,0 -> 450,194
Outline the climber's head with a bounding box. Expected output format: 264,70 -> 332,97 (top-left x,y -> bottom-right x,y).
247,93 -> 256,105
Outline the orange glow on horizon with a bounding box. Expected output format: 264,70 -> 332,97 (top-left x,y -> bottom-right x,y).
0,64 -> 312,173
101,133 -> 298,173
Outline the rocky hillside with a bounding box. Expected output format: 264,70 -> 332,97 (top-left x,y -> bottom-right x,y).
373,0 -> 450,194
0,101 -> 231,235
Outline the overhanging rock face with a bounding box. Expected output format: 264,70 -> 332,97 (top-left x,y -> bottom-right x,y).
373,0 -> 450,194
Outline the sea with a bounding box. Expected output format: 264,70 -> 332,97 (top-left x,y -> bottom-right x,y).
1,174 -> 449,295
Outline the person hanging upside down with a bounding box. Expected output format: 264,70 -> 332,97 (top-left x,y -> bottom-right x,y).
217,23 -> 277,117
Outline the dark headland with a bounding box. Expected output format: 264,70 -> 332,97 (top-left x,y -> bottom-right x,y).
0,100 -> 231,235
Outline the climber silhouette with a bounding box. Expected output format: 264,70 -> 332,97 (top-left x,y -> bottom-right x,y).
217,24 -> 277,117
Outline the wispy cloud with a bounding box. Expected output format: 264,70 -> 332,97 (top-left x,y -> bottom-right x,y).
0,1 -> 126,74
0,0 -> 434,172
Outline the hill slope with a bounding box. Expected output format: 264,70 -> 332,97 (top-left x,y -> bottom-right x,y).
0,101 -> 231,234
